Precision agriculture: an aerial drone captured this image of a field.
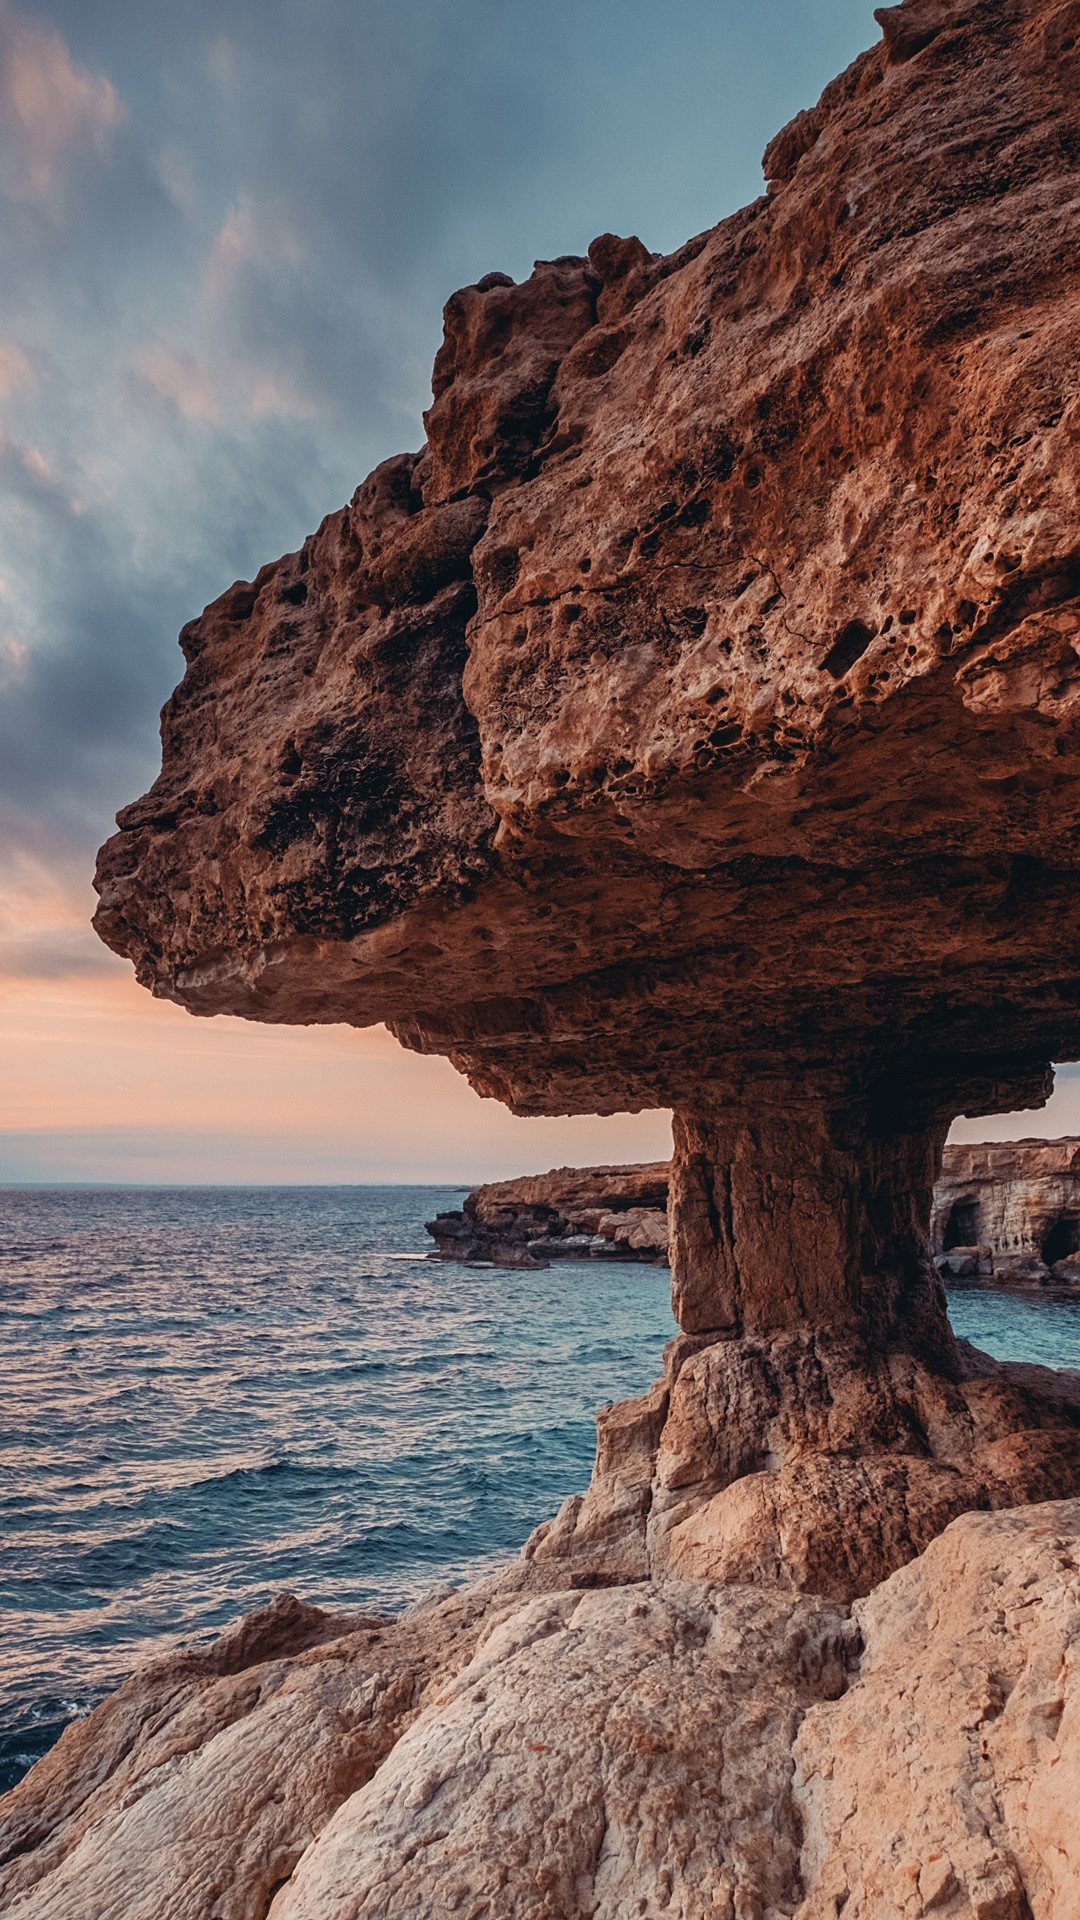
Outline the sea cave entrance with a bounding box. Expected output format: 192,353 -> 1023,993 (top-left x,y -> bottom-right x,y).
1041,1215 -> 1080,1267
943,1197 -> 980,1250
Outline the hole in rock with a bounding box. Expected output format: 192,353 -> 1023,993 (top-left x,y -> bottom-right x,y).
944,1198 -> 980,1249
822,619 -> 876,678
1042,1216 -> 1080,1266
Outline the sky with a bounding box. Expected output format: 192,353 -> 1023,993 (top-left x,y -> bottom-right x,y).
1,0 -> 1075,1184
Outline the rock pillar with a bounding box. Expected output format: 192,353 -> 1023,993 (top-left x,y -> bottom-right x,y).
525,1074 -> 1080,1602
669,1097 -> 958,1374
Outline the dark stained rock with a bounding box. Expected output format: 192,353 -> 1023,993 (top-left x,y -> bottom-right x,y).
425,1161 -> 670,1266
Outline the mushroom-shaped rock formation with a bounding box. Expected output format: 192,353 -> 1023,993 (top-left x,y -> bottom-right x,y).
94,0 -> 1080,1600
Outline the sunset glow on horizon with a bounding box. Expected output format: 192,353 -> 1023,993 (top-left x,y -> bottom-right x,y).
0,857 -> 675,1182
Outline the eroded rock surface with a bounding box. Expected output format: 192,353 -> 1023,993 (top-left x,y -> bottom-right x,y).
425,1160 -> 670,1266
5,1500 -> 1078,1919
935,1135 -> 1080,1284
527,1332 -> 1080,1602
91,0 -> 1080,1597
795,1499 -> 1080,1920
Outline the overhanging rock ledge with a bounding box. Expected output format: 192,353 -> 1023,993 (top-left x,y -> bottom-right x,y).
94,0 -> 1080,1597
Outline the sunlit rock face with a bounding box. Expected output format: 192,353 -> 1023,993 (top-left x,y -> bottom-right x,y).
94,0 -> 1080,1593
935,1135 -> 1080,1282
6,1503 -> 1080,1919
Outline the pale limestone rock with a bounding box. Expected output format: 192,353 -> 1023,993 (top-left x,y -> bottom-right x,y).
0,1586 -> 518,1920
6,1504 -> 1079,1919
794,1499 -> 1080,1920
268,1581 -> 849,1920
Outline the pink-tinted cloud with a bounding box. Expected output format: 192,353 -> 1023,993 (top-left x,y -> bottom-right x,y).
134,340 -> 220,425
0,854 -> 674,1180
0,851 -> 110,977
203,195 -> 304,300
0,2 -> 123,202
0,338 -> 32,397
0,963 -> 675,1180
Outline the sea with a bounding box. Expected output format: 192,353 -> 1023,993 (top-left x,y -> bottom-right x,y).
2,1184 -> 1080,1795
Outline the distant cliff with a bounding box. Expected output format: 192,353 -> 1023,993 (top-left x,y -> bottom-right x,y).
431,1142 -> 1080,1285
933,1136 -> 1080,1284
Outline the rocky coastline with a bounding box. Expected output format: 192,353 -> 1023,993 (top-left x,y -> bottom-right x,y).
3,1477 -> 1080,1920
425,1161 -> 671,1266
429,1140 -> 1080,1285
8,0 -> 1080,1911
3,1345 -> 1078,1919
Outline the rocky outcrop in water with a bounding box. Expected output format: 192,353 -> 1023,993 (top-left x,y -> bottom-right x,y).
425,1162 -> 670,1266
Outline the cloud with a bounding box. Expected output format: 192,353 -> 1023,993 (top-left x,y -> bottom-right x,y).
20,441 -> 51,481
0,846 -> 117,978
204,195 -> 305,300
0,631 -> 28,683
0,926 -> 118,977
247,375 -> 316,422
134,340 -> 220,425
0,337 -> 32,396
153,145 -> 199,224
0,2 -> 123,203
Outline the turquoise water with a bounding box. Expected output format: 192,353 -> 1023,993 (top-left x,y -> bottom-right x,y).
1,1185 -> 1078,1794
0,1186 -> 675,1790
946,1284 -> 1080,1373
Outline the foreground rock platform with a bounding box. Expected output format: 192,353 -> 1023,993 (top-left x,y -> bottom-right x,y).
4,1496 -> 1078,1918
